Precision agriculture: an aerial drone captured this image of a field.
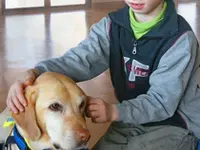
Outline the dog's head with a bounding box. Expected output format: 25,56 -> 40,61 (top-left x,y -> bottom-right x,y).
12,72 -> 90,150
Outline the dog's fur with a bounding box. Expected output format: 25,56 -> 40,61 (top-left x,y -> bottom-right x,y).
0,72 -> 90,150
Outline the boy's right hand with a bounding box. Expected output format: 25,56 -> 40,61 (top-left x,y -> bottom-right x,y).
6,69 -> 39,114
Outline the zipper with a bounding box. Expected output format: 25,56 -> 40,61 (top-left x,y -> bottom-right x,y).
132,41 -> 138,55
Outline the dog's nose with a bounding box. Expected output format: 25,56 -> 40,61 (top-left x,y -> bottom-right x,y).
53,143 -> 61,149
76,128 -> 90,143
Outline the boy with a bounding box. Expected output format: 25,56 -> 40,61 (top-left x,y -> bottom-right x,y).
6,0 -> 200,149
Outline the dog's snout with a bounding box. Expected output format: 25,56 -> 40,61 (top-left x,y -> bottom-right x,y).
76,128 -> 90,143
53,143 -> 61,149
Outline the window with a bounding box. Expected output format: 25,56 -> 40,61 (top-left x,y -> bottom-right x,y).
51,0 -> 86,6
3,0 -> 91,12
6,0 -> 44,9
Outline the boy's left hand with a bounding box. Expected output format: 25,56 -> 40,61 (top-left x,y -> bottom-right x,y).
86,97 -> 118,123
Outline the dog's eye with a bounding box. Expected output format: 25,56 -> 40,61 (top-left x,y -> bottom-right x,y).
79,101 -> 85,109
49,103 -> 63,112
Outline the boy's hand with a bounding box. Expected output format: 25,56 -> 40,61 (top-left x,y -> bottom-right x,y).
86,97 -> 118,123
6,69 -> 39,114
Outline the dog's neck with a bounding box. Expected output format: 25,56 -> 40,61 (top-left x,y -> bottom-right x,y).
16,125 -> 53,150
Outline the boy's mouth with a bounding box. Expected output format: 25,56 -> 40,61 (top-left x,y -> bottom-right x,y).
130,3 -> 145,10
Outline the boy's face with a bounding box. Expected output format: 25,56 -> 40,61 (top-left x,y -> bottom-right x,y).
125,0 -> 163,14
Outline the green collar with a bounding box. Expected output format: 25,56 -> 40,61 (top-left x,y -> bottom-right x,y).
129,1 -> 167,39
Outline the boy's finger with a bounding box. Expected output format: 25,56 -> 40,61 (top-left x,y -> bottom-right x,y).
7,100 -> 12,111
87,104 -> 99,111
88,111 -> 99,118
23,70 -> 36,86
87,99 -> 101,105
87,96 -> 93,99
91,117 -> 101,123
16,87 -> 27,106
12,96 -> 24,112
6,96 -> 11,110
24,77 -> 35,85
9,100 -> 18,114
23,76 -> 35,86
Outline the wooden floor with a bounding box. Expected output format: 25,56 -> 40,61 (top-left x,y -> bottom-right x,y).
0,1 -> 199,148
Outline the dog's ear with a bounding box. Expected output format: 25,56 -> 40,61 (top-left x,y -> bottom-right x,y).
12,85 -> 41,141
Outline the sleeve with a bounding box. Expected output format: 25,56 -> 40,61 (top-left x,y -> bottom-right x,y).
116,31 -> 198,125
35,16 -> 111,82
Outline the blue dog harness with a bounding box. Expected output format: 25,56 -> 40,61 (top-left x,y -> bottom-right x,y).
2,117 -> 88,150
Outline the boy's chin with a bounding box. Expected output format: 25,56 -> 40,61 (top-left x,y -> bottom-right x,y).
130,8 -> 147,14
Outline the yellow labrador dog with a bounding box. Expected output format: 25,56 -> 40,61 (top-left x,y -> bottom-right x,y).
0,72 -> 90,150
